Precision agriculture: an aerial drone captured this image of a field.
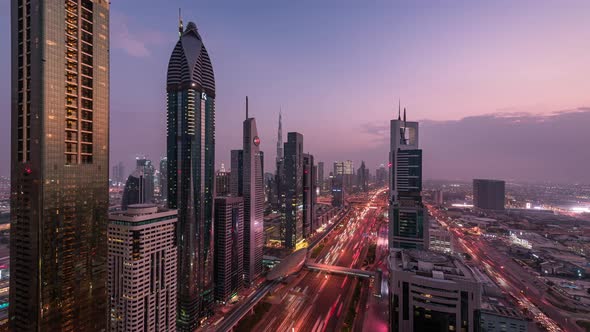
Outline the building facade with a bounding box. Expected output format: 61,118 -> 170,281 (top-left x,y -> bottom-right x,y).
389,249 -> 482,332
283,132 -> 304,249
10,0 -> 110,330
230,150 -> 244,197
166,20 -> 216,330
108,205 -> 177,332
389,110 -> 428,249
302,153 -> 315,237
215,164 -> 230,197
159,157 -> 168,202
213,197 -> 244,303
242,108 -> 264,284
473,179 -> 505,211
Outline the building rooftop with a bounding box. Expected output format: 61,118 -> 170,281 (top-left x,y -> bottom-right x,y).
390,249 -> 477,282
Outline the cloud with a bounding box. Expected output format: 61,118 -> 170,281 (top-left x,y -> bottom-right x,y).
356,108 -> 590,183
111,12 -> 166,57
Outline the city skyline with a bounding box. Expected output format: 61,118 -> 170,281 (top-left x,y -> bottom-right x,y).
2,1 -> 590,183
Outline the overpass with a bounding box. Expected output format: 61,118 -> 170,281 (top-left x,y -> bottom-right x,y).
304,262 -> 375,279
212,280 -> 280,332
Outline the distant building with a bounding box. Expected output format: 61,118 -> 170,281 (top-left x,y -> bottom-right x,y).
122,170 -> 147,210
136,157 -> 155,204
389,109 -> 428,249
108,205 -> 177,332
214,197 -> 244,303
216,163 -> 230,197
432,189 -> 444,206
303,153 -> 316,236
113,161 -> 126,184
389,249 -> 482,332
283,132 -> 304,249
331,172 -> 345,208
376,164 -> 387,187
357,161 -> 368,192
317,161 -> 325,193
473,179 -> 505,211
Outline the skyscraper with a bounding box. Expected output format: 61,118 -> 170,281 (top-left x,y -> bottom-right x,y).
331,172 -> 345,208
389,108 -> 428,249
215,163 -> 231,197
160,157 -> 168,202
10,0 -> 109,330
283,132 -> 304,249
242,97 -> 264,284
213,197 -> 244,303
317,161 -> 324,193
230,150 -> 244,197
166,19 -> 215,330
273,112 -> 284,210
108,205 -> 178,332
303,153 -> 316,236
122,169 -> 147,210
376,164 -> 387,187
135,156 -> 155,204
358,160 -> 368,192
473,179 -> 505,210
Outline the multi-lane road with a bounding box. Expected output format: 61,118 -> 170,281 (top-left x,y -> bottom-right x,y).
242,189 -> 387,332
428,205 -> 583,332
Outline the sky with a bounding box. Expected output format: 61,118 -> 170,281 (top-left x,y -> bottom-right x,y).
1,0 -> 590,183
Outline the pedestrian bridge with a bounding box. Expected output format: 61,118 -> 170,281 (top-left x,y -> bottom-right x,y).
304,262 -> 375,279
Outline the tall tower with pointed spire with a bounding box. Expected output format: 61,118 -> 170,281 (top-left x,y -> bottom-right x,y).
166,19 -> 216,330
389,107 -> 427,250
276,111 -> 283,164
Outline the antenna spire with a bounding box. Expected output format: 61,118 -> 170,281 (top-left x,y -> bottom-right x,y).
403,107 -> 407,125
178,8 -> 183,38
246,96 -> 249,119
398,99 -> 401,120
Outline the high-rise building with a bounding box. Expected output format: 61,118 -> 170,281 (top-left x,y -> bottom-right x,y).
108,205 -> 178,332
160,157 -> 168,202
215,163 -> 231,197
473,179 -> 505,211
135,157 -> 155,204
389,108 -> 428,250
113,161 -> 126,184
283,132 -> 304,249
10,1 -> 110,330
357,161 -> 368,192
376,164 -> 387,187
230,150 -> 244,197
166,19 -> 216,329
317,161 -> 324,193
213,197 -> 244,303
331,172 -> 345,208
241,98 -> 264,284
303,153 -> 315,236
273,112 -> 284,210
122,169 -> 148,210
389,249 -> 482,332
432,189 -> 444,206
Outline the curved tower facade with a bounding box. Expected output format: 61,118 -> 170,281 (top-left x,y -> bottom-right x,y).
166,21 -> 215,331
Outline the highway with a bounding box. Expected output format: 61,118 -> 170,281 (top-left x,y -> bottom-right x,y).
428,205 -> 583,332
212,280 -> 280,332
244,189 -> 387,332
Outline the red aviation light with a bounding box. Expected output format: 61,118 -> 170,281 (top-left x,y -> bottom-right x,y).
24,167 -> 32,175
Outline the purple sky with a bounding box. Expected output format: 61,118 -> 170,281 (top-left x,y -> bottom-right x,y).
1,1 -> 590,183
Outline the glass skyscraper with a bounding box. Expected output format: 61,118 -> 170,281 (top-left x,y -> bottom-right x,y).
10,0 -> 110,330
166,20 -> 216,331
389,109 -> 428,250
